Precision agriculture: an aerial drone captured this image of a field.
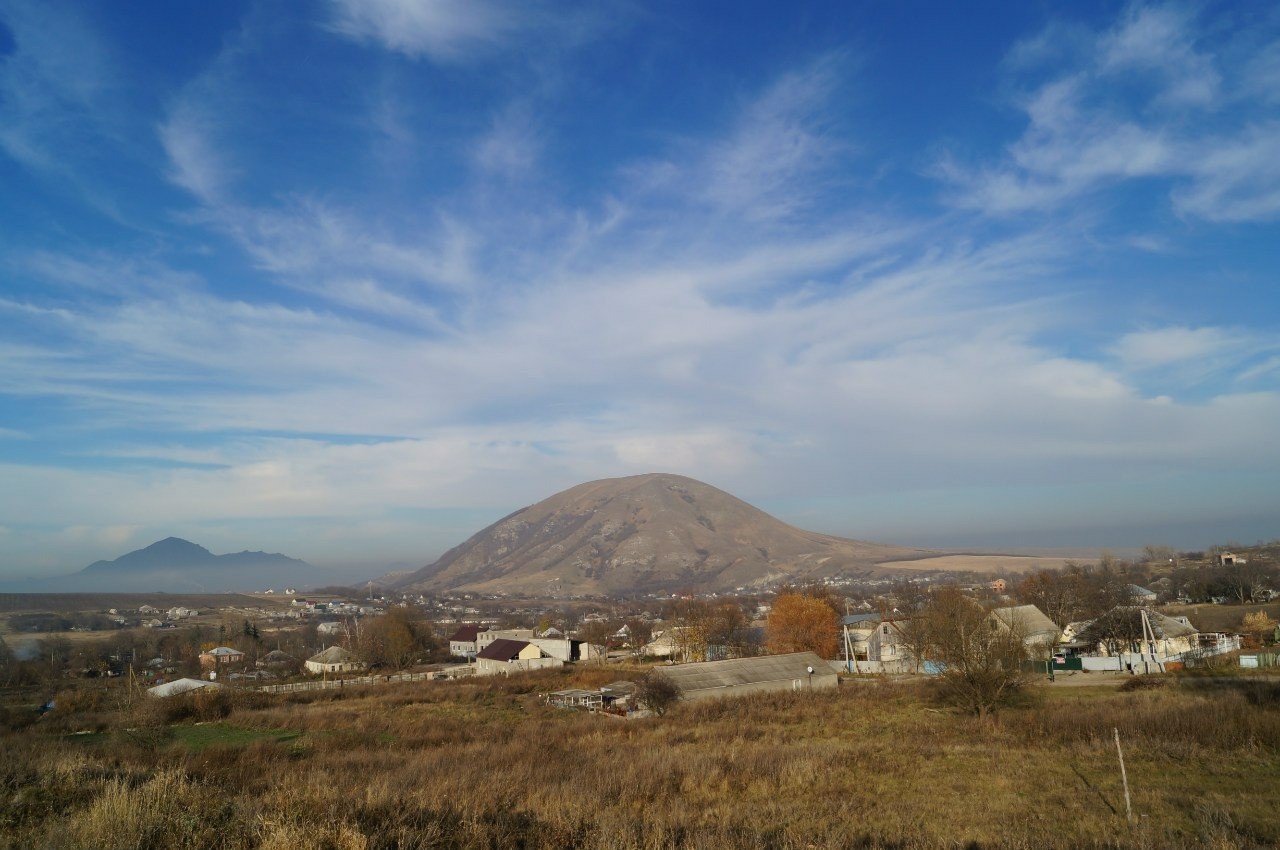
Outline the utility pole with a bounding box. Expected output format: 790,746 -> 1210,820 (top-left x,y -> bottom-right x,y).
1114,727 -> 1134,826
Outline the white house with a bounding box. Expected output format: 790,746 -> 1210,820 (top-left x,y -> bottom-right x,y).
988,605 -> 1061,653
474,638 -> 563,676
448,624 -> 489,658
304,646 -> 364,675
476,628 -> 535,654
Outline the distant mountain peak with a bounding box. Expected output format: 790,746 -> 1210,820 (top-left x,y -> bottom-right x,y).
394,473 -> 924,595
69,538 -> 316,592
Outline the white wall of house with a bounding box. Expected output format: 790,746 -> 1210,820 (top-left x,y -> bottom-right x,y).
473,656 -> 564,677
476,629 -> 535,652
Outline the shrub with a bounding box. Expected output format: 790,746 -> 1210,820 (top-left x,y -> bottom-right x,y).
635,672 -> 680,716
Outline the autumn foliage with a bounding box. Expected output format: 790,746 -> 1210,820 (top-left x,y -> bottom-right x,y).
766,592 -> 839,658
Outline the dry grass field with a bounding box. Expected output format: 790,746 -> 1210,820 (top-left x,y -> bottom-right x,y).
0,593 -> 292,614
877,554 -> 1077,574
3,665 -> 1279,849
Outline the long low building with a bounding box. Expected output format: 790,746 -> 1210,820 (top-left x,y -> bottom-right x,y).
654,651 -> 837,702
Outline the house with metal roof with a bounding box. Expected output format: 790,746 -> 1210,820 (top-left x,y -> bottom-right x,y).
304,645 -> 364,675
474,638 -> 563,676
988,605 -> 1061,650
1128,584 -> 1158,604
653,651 -> 837,703
448,623 -> 489,658
198,646 -> 245,668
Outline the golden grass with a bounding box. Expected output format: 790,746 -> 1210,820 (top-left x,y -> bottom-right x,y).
2,671 -> 1278,849
876,555 -> 1074,574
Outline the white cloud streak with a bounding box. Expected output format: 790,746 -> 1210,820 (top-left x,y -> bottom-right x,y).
327,0 -> 528,63
944,3 -> 1280,222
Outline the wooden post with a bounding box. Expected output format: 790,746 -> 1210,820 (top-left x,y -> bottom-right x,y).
1114,727 -> 1134,825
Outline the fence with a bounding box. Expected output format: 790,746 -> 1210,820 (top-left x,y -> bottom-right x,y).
258,670 -> 442,694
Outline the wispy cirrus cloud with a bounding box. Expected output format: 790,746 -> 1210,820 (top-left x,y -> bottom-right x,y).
327,0 -> 525,63
943,4 -> 1280,222
0,0 -> 114,171
4,2 -> 1279,574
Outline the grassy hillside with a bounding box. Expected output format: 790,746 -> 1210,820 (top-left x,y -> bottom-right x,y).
2,668 -> 1278,849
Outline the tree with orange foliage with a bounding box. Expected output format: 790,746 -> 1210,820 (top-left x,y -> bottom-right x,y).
766,592 -> 839,658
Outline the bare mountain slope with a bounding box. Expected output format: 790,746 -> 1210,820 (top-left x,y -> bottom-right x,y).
395,473 -> 925,595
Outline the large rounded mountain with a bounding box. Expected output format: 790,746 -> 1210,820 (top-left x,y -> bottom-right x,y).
394,474 -> 925,595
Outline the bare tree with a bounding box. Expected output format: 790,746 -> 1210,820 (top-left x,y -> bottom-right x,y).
635,671 -> 681,716
921,587 -> 1029,717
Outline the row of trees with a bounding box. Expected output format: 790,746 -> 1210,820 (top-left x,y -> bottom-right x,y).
1012,560 -> 1137,626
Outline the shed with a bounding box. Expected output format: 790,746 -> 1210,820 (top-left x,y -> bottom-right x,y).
546,688 -> 604,709
653,651 -> 837,703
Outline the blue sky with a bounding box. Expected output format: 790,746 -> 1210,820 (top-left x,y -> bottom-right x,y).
2,1 -> 1279,577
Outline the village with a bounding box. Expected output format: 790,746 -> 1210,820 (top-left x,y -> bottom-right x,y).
70,546 -> 1269,715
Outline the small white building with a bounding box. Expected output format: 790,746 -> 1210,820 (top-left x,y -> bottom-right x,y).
1128,585 -> 1158,604
988,605 -> 1061,653
304,646 -> 364,675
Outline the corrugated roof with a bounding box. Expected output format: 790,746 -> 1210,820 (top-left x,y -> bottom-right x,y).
842,613 -> 881,626
654,651 -> 832,694
476,638 -> 530,661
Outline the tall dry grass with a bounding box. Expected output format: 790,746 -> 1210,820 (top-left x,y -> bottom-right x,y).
2,670 -> 1278,849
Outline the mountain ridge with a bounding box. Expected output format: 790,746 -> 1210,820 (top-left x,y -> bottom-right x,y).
395,473 -> 928,595
0,537 -> 323,593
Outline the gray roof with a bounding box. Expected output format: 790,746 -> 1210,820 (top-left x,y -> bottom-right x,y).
654,651 -> 832,695
601,680 -> 637,695
841,613 -> 881,626
147,678 -> 222,698
989,605 -> 1060,640
1145,609 -> 1197,639
307,645 -> 356,664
